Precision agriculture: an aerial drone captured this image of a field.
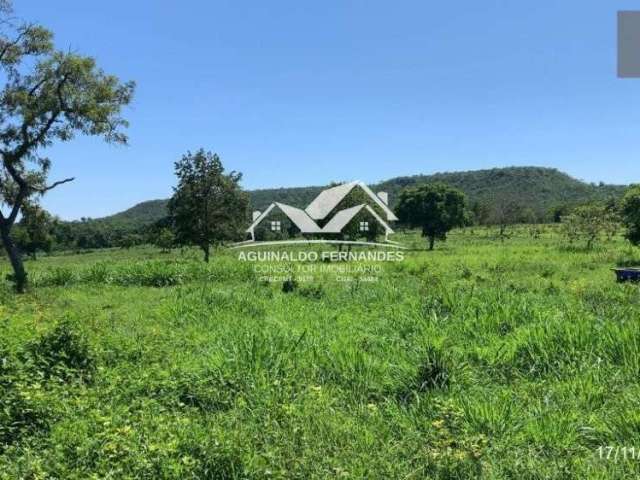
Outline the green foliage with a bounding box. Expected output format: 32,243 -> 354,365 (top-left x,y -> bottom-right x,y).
53,167 -> 628,252
26,320 -> 95,382
0,345 -> 49,452
562,204 -> 617,249
0,6 -> 134,292
154,227 -> 175,252
117,233 -> 144,249
13,203 -> 55,259
621,185 -> 640,246
397,182 -> 466,249
168,150 -> 249,261
2,231 -> 640,477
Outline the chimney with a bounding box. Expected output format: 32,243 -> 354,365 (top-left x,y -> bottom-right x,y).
252,210 -> 262,221
377,192 -> 388,205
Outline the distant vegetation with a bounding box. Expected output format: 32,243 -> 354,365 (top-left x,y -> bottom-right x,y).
44,166 -> 626,251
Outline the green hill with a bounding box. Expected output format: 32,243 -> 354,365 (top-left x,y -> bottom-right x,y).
94,166 -> 627,227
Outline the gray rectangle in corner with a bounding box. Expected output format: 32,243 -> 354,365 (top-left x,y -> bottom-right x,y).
619,11 -> 640,77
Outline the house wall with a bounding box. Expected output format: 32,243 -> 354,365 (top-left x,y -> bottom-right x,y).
341,209 -> 385,241
322,186 -> 388,228
253,208 -> 301,241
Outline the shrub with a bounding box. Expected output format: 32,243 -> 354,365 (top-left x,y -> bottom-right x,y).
26,320 -> 96,382
621,185 -> 640,246
298,283 -> 324,299
0,345 -> 49,451
172,369 -> 242,413
36,266 -> 76,287
111,261 -> 184,287
83,262 -> 111,283
282,277 -> 297,293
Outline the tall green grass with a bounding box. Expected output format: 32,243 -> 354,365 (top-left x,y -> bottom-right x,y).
1,229 -> 640,478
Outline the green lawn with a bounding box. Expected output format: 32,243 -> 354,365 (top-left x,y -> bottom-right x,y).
2,227 -> 640,479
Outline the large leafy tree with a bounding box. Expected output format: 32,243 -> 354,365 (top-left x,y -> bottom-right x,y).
13,202 -> 55,259
621,185 -> 640,246
168,150 -> 249,262
0,2 -> 134,291
397,183 -> 466,250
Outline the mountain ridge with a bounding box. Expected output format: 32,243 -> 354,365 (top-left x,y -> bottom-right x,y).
89,166 -> 628,228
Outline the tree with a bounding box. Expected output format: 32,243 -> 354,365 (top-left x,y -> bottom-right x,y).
621,185 -> 640,246
168,150 -> 248,262
154,227 -> 174,253
117,233 -> 142,249
561,204 -> 607,249
0,3 -> 134,291
548,203 -> 573,223
487,195 -> 525,242
469,200 -> 491,226
396,183 -> 466,250
13,203 -> 55,259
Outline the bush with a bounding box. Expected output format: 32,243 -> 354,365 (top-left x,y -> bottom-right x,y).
26,320 -> 95,382
83,262 -> 111,283
36,266 -> 76,287
110,261 -> 184,287
621,185 -> 640,246
0,345 -> 49,451
282,277 -> 298,293
298,283 -> 324,299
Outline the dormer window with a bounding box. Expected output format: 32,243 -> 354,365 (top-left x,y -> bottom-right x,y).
271,221 -> 281,232
359,221 -> 369,232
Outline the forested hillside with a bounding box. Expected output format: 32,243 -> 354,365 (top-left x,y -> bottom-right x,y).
95,166 -> 627,227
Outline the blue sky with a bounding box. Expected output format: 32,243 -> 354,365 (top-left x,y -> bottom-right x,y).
14,1 -> 640,220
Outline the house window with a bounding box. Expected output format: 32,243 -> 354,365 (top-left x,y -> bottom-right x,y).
359,221 -> 369,232
271,221 -> 281,232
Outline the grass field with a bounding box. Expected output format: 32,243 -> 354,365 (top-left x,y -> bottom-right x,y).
2,226 -> 640,479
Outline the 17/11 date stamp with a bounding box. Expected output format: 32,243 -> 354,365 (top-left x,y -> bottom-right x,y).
597,446 -> 640,462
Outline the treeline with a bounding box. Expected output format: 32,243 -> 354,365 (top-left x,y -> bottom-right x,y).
77,166 -> 628,230
0,165 -> 634,259
6,216 -> 160,255
5,190 -> 627,256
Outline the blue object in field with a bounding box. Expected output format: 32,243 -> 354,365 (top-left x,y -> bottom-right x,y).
613,268 -> 640,282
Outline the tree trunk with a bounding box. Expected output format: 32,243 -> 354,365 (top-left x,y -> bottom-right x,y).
428,236 -> 435,251
0,224 -> 27,292
203,244 -> 210,262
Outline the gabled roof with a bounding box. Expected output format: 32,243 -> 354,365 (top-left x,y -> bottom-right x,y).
246,202 -> 321,234
274,202 -> 321,233
304,180 -> 398,222
246,203 -> 276,233
321,204 -> 365,233
321,204 -> 394,234
304,182 -> 357,221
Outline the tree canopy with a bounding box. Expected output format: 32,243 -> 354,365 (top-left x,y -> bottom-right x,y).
621,185 -> 640,246
168,150 -> 248,262
0,1 -> 134,291
397,183 -> 467,250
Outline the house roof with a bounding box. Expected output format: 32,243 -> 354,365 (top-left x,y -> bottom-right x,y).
274,202 -> 321,233
304,182 -> 357,221
321,204 -> 394,234
246,203 -> 276,233
304,180 -> 398,222
321,204 -> 365,233
246,202 -> 321,234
